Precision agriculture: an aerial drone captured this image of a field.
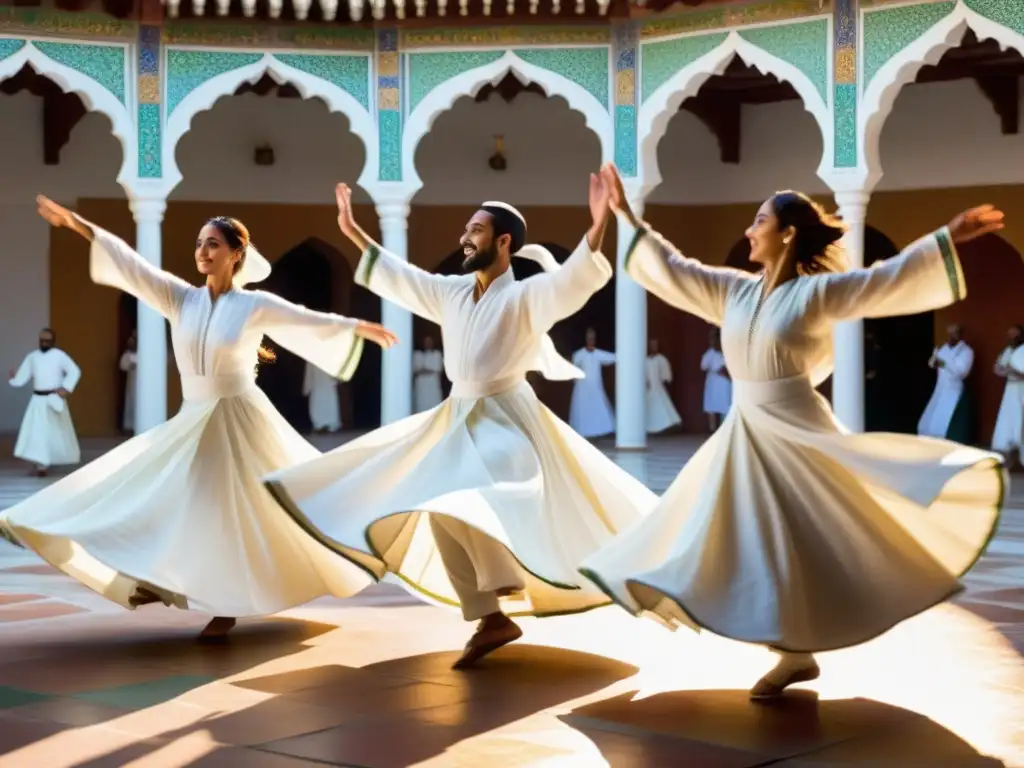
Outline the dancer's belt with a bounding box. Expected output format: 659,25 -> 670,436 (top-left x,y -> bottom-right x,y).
32,389 -> 56,396
731,375 -> 816,407
449,374 -> 524,399
180,372 -> 256,402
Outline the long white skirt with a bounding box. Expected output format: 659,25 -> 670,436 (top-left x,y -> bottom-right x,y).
703,373 -> 732,415
992,382 -> 1024,453
569,380 -> 615,438
646,383 -> 681,434
266,380 -> 657,618
581,375 -> 1004,653
14,395 -> 80,467
1,384 -> 372,617
309,384 -> 341,431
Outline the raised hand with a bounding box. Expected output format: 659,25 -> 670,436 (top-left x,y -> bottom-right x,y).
335,183 -> 358,239
356,321 -> 399,350
948,205 -> 1005,244
588,169 -> 610,226
37,196 -> 77,229
599,164 -> 638,226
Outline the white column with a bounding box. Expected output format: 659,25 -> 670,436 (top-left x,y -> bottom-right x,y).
615,199 -> 647,449
129,197 -> 168,431
831,190 -> 870,432
376,202 -> 413,425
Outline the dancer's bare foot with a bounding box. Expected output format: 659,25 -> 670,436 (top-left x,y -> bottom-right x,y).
128,586 -> 163,607
452,613 -> 522,669
198,616 -> 236,641
750,656 -> 820,700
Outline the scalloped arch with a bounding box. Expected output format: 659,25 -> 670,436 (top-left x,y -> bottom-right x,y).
638,30 -> 831,191
162,53 -> 377,193
0,40 -> 133,189
402,50 -> 614,193
860,2 -> 1024,176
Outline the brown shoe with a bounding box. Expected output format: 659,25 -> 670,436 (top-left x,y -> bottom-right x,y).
750,660 -> 820,701
452,614 -> 522,670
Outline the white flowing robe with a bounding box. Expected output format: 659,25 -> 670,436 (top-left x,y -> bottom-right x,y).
1,225 -> 373,617
581,216 -> 1004,653
992,345 -> 1024,453
569,348 -> 616,438
645,354 -> 681,433
120,350 -> 136,432
265,237 -> 658,618
9,348 -> 81,467
918,341 -> 974,438
413,349 -> 444,412
700,348 -> 732,415
303,361 -> 341,432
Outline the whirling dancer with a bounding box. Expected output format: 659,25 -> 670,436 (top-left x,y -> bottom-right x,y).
8,327 -> 81,477
645,339 -> 681,434
266,176 -> 656,668
581,165 -> 1006,699
1,197 -> 396,639
569,329 -> 616,439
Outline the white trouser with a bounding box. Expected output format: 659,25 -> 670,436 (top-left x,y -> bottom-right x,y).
429,514 -> 525,621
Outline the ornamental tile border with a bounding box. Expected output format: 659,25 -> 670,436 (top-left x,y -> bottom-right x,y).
739,19 -> 829,100
862,0 -> 956,87
138,25 -> 161,179
965,0 -> 1024,34
0,38 -> 25,62
0,8 -> 134,40
34,41 -> 127,104
514,47 -> 610,108
640,32 -> 728,104
377,29 -> 401,182
614,23 -> 639,177
165,49 -> 263,117
275,52 -> 371,110
639,0 -> 831,39
833,0 -> 857,167
407,50 -> 503,114
161,21 -> 374,50
401,25 -> 610,49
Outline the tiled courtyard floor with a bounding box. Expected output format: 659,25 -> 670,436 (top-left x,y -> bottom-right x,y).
0,434 -> 1019,767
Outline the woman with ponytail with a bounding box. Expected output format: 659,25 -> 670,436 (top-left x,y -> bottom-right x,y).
581,166 -> 1008,698
1,197 -> 396,639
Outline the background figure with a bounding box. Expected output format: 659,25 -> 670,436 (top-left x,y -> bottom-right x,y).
918,323 -> 975,443
303,361 -> 341,433
864,330 -> 883,432
8,328 -> 81,477
119,330 -> 137,435
413,335 -> 444,412
569,327 -> 615,438
700,328 -> 731,431
645,339 -> 681,433
992,323 -> 1024,470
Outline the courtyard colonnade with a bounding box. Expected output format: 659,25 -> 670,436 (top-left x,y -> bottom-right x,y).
0,0 -> 1022,445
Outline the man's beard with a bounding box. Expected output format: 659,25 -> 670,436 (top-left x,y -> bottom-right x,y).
1012,336 -> 1023,348
39,342 -> 53,351
462,244 -> 497,273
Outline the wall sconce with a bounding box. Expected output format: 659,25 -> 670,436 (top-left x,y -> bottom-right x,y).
488,134 -> 507,171
254,144 -> 275,166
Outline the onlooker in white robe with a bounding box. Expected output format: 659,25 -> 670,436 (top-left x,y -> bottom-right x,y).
645,339 -> 680,433
266,182 -> 656,670
303,361 -> 341,433
992,323 -> 1024,469
8,328 -> 81,476
119,331 -> 137,434
569,329 -> 616,438
413,336 -> 444,412
700,328 -> 732,431
918,324 -> 974,443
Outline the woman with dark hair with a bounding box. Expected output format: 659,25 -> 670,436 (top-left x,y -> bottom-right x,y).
0,197 -> 397,639
581,165 -> 1007,698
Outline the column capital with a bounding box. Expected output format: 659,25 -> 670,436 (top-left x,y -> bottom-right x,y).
834,189 -> 871,211
375,201 -> 410,227
129,197 -> 167,224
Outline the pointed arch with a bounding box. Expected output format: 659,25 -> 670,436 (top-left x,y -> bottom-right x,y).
860,3 -> 1024,176
402,50 -> 614,193
0,41 -> 133,189
163,52 -> 377,193
638,29 -> 831,192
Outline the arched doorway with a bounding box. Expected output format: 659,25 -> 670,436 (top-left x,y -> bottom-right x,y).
863,226 -> 934,434
938,233 -> 1024,445
116,293 -> 138,433
349,283 -> 382,430
256,238 -> 352,433
426,243 -> 612,420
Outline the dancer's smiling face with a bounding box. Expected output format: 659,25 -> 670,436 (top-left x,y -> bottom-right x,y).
195,222 -> 242,280
746,197 -> 793,270
460,211 -> 507,273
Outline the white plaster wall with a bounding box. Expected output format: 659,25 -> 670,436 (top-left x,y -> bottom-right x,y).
0,92 -> 123,432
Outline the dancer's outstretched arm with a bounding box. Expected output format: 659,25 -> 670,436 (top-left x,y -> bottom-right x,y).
520,168 -> 614,332
335,183 -> 451,324
254,290 -> 396,382
600,166 -> 754,327
37,195 -> 189,321
815,206 -> 1004,322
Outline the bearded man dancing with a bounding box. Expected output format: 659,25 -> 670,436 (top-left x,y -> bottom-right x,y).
266,170 -> 656,667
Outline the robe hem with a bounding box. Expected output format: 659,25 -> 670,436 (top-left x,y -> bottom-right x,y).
356,245 -> 383,288
337,336 -> 364,382
581,456 -> 1006,654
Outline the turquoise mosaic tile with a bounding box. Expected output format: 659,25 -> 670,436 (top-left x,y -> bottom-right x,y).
740,20 -> 829,100
407,50 -> 503,113
34,41 -> 126,104
862,2 -> 956,87
641,32 -> 728,103
166,49 -> 262,117
513,47 -> 610,108
274,53 -> 371,110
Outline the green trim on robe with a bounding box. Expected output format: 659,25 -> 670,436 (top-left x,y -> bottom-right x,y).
336,335 -> 365,383
355,244 -> 382,287
934,227 -> 964,301
623,225 -> 647,272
